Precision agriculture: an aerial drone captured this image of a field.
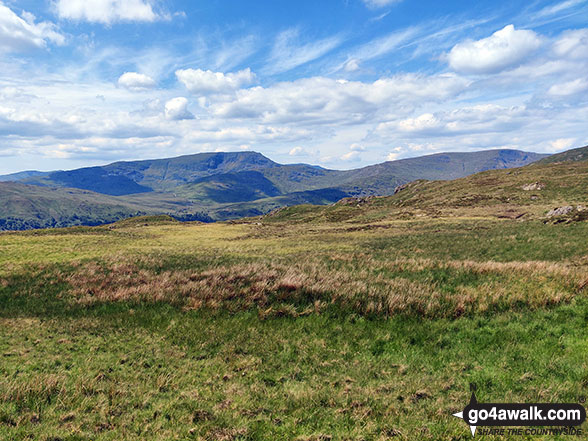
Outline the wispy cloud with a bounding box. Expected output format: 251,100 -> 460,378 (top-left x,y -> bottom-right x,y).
362,0 -> 403,9
348,27 -> 419,62
213,35 -> 259,71
263,28 -> 343,75
535,0 -> 587,18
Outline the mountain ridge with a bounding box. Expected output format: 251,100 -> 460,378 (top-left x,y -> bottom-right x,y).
0,148 -> 550,230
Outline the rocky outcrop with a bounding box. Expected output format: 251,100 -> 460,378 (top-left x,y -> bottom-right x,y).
545,205 -> 588,223
521,182 -> 545,191
335,196 -> 375,206
546,206 -> 574,217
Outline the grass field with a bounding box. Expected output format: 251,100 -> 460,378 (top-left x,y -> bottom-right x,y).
1,214 -> 587,440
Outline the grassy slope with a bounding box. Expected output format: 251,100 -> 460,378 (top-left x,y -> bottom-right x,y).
264,154 -> 588,224
536,144 -> 588,164
1,213 -> 588,440
0,183 -> 211,230
0,183 -> 147,230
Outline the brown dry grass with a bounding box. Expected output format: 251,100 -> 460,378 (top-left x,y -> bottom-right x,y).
61,254 -> 584,319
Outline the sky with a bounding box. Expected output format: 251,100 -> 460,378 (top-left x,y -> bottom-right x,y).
0,0 -> 587,174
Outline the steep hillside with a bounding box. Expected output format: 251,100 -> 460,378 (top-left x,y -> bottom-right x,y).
0,183 -> 146,230
0,183 -> 210,230
335,149 -> 547,195
263,153 -> 588,224
23,151 -> 280,194
174,171 -> 282,204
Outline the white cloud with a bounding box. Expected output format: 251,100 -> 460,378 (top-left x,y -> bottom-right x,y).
118,72 -> 156,91
535,0 -> 587,18
552,29 -> 588,60
448,25 -> 542,74
548,78 -> 588,96
0,3 -> 64,52
264,28 -> 342,74
379,104 -> 529,137
343,59 -> 360,72
164,97 -> 194,121
363,0 -> 403,9
386,146 -> 404,161
397,113 -> 441,133
213,36 -> 258,71
341,150 -> 362,162
54,0 -> 160,24
345,27 -> 418,63
549,138 -> 576,151
2,18 -> 588,173
211,74 -> 468,124
176,68 -> 255,95
289,146 -> 307,156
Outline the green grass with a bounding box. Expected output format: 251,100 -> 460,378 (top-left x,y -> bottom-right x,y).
1,215 -> 587,440
1,294 -> 587,440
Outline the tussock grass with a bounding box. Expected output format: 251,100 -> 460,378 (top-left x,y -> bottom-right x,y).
59,253 -> 584,318
1,217 -> 588,439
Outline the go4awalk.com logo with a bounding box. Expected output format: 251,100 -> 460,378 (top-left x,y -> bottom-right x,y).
453,385 -> 586,437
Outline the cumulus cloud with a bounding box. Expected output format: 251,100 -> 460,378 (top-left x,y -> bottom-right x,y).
176,68 -> 255,95
448,25 -> 542,74
363,0 -> 403,9
0,3 -> 64,52
289,146 -> 307,156
118,72 -> 156,91
164,97 -> 194,121
54,0 -> 160,24
386,147 -> 404,161
380,104 -> 529,137
341,150 -> 362,162
397,113 -> 441,133
211,74 -> 468,124
549,138 -> 576,151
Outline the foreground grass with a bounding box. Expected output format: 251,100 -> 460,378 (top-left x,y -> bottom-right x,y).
1,217 -> 587,440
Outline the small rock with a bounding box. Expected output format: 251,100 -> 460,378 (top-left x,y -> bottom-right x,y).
522,182 -> 545,191
546,206 -> 573,217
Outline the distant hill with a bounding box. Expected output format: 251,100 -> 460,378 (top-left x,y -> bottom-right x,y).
535,145 -> 588,164
263,149 -> 588,225
0,182 -> 211,230
0,148 -> 549,230
0,170 -> 50,182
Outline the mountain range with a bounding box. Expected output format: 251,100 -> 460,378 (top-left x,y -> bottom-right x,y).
0,149 -> 548,230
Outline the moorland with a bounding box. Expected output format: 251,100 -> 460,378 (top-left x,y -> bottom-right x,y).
1,146 -> 587,440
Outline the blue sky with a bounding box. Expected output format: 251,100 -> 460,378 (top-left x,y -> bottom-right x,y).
0,0 -> 587,173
